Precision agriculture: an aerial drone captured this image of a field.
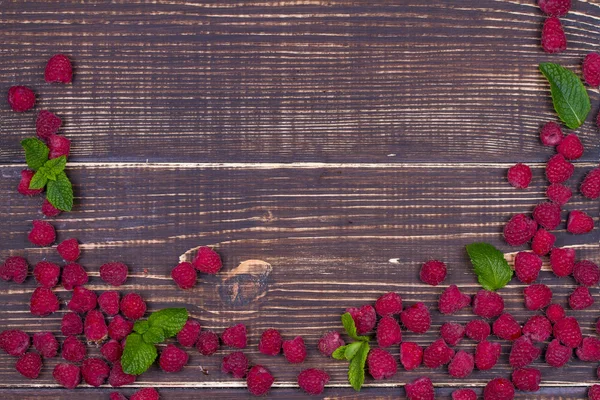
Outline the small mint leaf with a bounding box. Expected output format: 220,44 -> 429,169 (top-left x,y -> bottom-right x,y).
344,341 -> 363,361
133,320 -> 150,334
46,171 -> 73,211
29,170 -> 48,190
467,242 -> 513,291
121,333 -> 157,375
341,312 -> 369,342
143,326 -> 166,344
332,345 -> 348,360
43,156 -> 67,176
21,138 -> 49,171
147,308 -> 188,338
348,342 -> 369,391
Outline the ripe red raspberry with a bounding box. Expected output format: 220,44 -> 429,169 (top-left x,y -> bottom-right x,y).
531,228 -> 556,256
33,332 -> 58,358
47,134 -> 71,159
401,302 -> 431,333
441,322 -> 465,346
553,316 -> 582,348
85,309 -> 108,342
7,86 -> 35,112
448,350 -> 474,378
100,262 -> 128,286
522,315 -> 552,342
452,389 -> 477,400
68,286 -> 97,313
62,262 -> 88,290
317,331 -> 344,357
101,340 -> 123,363
192,246 -> 222,274
56,238 -> 80,262
567,210 -> 594,234
171,262 -> 196,290
533,202 -> 561,230
0,330 -> 29,357
465,319 -> 490,342
405,377 -> 434,400
550,247 -> 575,276
376,316 -> 402,348
81,357 -> 110,387
0,256 -> 29,284
62,336 -> 86,363
514,252 -> 542,284
221,323 -> 247,349
258,328 -> 282,355
423,338 -> 455,369
581,167 -> 600,199
475,340 -> 501,370
30,287 -> 60,316
131,388 -> 160,400
523,284 -> 552,310
36,110 -> 62,139
247,365 -> 274,396
576,337 -> 600,361
569,286 -> 594,310
196,330 -> 219,356
583,52 -> 600,86
222,351 -> 249,378
546,154 -> 574,183
557,134 -> 584,160
177,319 -> 201,348
16,352 -> 42,379
573,260 -> 600,286
367,348 -> 397,379
98,291 -> 120,316
33,261 -> 60,288
18,169 -> 43,196
109,361 -> 136,387
159,344 -> 188,373
28,220 -> 56,247
346,305 -> 376,334
503,213 -> 537,246
510,336 -> 541,368
45,54 -> 73,83
419,259 -> 447,286
42,198 -> 61,217
473,290 -> 504,319
108,315 -> 133,341
539,121 -> 563,146
492,313 -> 522,341
400,342 -> 423,371
512,367 -> 541,392
541,17 -> 567,53
546,303 -> 566,323
374,292 -> 402,316
120,293 -> 146,320
507,163 -> 532,189
546,183 -> 572,205
53,363 -> 81,389
298,368 -> 330,394
590,385 -> 600,400
61,312 -> 83,336
439,285 -> 471,314
545,338 -> 571,366
283,336 -> 306,363
538,0 -> 571,16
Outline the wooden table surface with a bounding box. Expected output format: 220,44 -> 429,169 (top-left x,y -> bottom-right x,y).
1,1 -> 599,398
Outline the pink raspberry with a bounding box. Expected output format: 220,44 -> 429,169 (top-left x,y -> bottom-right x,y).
367,348 -> 397,380
258,328 -> 282,356
47,134 -> 71,159
45,54 -> 73,83
0,256 -> 29,284
590,385 -> 600,400
317,331 -> 344,357
18,169 -> 43,196
177,319 -> 201,347
538,0 -> 571,16
581,167 -> 600,199
33,332 -> 58,358
374,292 -> 402,316
101,340 -> 123,363
85,309 -> 108,342
440,322 -> 465,346
557,134 -> 584,160
546,183 -> 572,205
222,351 -> 249,378
53,363 -> 81,389
492,313 -> 522,341
533,202 -> 561,230
62,336 -> 86,363
583,52 -> 600,86
28,220 -> 56,247
159,344 -> 188,373
131,388 -> 160,400
56,238 -> 80,262
503,214 -> 537,246
423,338 -> 455,369
68,286 -> 97,313
523,284 -> 552,310
100,262 -> 128,286
419,259 -> 447,286
33,261 -> 60,288
475,340 -> 501,370
42,198 -> 61,217
553,316 -> 582,348
448,350 -> 474,378
61,312 -> 83,336
247,365 -> 274,396
550,247 -> 575,276
546,154 -> 574,183
61,262 -> 88,290
376,316 -> 402,348
30,287 -> 60,316
567,210 -> 594,234
109,361 -> 136,387
7,86 -> 35,112
36,110 -> 62,139
98,291 -> 120,316
546,303 -> 566,323
510,336 -> 541,368
573,260 -> 600,286
531,229 -> 556,256
541,17 -> 567,53
576,337 -> 600,361
16,352 -> 42,379
439,285 -> 471,314
514,252 -> 542,284
171,262 -> 197,290
569,286 -> 594,310
108,315 -> 133,341
283,336 -> 306,363
120,293 -> 146,320
0,330 -> 30,357
507,163 -> 532,189
192,246 -> 222,274
539,121 -> 563,146
522,315 -> 552,342
346,305 -> 376,334
405,377 -> 434,400
465,319 -> 490,342
196,330 -> 219,356
473,290 -> 504,319
512,367 -> 541,392
400,342 -> 423,371
298,368 -> 330,394
221,323 -> 247,349
81,357 -> 110,387
401,302 -> 431,333
452,389 -> 477,400
545,338 -> 571,367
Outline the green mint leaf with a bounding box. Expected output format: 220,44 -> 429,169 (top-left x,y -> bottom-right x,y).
539,62 -> 591,129
43,156 -> 67,177
341,312 -> 369,342
21,138 -> 49,171
121,333 -> 158,375
143,326 -> 166,344
332,345 -> 348,360
133,320 -> 150,334
46,171 -> 73,211
344,341 -> 363,361
466,242 -> 513,291
348,342 -> 369,391
29,170 -> 48,190
147,308 -> 188,338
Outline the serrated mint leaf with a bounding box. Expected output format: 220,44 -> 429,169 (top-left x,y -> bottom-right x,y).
21,138 -> 49,171
539,63 -> 591,129
121,333 -> 157,375
147,308 -> 188,338
348,342 -> 369,391
143,326 -> 166,344
341,312 -> 369,342
43,156 -> 67,178
332,345 -> 348,360
46,171 -> 73,211
134,320 -> 150,334
467,242 -> 513,291
29,170 -> 48,190
344,341 -> 363,361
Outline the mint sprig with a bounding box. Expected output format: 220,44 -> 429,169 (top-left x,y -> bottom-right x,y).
467,242 -> 512,291
333,312 -> 371,391
122,308 -> 188,375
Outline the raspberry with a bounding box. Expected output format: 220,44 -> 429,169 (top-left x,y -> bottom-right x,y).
522,315 -> 552,342
18,169 -> 43,196
33,261 -> 60,288
85,309 -> 108,342
131,388 -> 160,400
47,134 -> 71,159
374,292 -> 402,316
7,86 -> 35,112
400,342 -> 423,371
523,284 -> 552,310
247,365 -> 275,396
557,134 -> 584,160
0,330 -> 29,357
576,337 -> 600,361
546,303 -> 566,323
581,167 -> 600,199
68,286 -> 97,313
53,363 -> 81,389
36,110 -> 62,139
405,377 -> 434,400
531,229 -> 556,256
100,262 -> 128,286
438,285 -> 471,314
318,331 -> 344,357
539,121 -> 563,146
590,385 -> 600,400
553,317 -> 582,348
63,336 -> 86,363
538,0 -> 571,16
56,238 -> 80,262
221,323 -> 247,349
159,344 -> 188,373
42,198 -> 61,217
583,52 -> 600,86
222,351 -> 249,378
196,330 -> 219,356
192,246 -> 222,274
533,202 -> 561,230
573,260 -> 600,286
492,313 -> 522,341
0,256 -> 29,284
550,247 -> 575,276
283,336 -> 306,363
120,293 -> 146,320
28,220 -> 56,247
178,319 -> 201,348
473,290 -> 504,319
465,319 -> 490,342
30,287 -> 60,316
441,322 -> 464,346
33,332 -> 58,358
367,348 -> 397,379
569,286 -> 594,310
16,352 -> 42,379
108,315 -> 133,341
99,291 -> 120,316
62,262 -> 88,290
507,163 -> 532,189
423,338 -> 455,369
346,305 -> 376,334
546,183 -> 572,205
45,54 -> 73,83
419,259 -> 447,286
475,340 -> 501,370
567,210 -> 594,234
541,17 -> 567,53
514,252 -> 542,284
375,316 -> 401,348
546,154 -> 574,183
401,302 -> 431,333
448,350 -> 474,378
512,367 -> 541,392
81,357 -> 110,387
61,312 -> 83,336
546,339 -> 571,366
452,389 -> 477,400
503,214 -> 537,246
101,340 -> 123,363
109,361 -> 136,387
298,368 -> 329,394
258,328 -> 282,355
484,378 -> 515,400
171,262 -> 196,290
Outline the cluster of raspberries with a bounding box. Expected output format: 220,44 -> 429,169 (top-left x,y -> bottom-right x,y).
170,246 -> 223,289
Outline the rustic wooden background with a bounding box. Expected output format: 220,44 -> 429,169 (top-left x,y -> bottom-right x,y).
1,0 -> 599,398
